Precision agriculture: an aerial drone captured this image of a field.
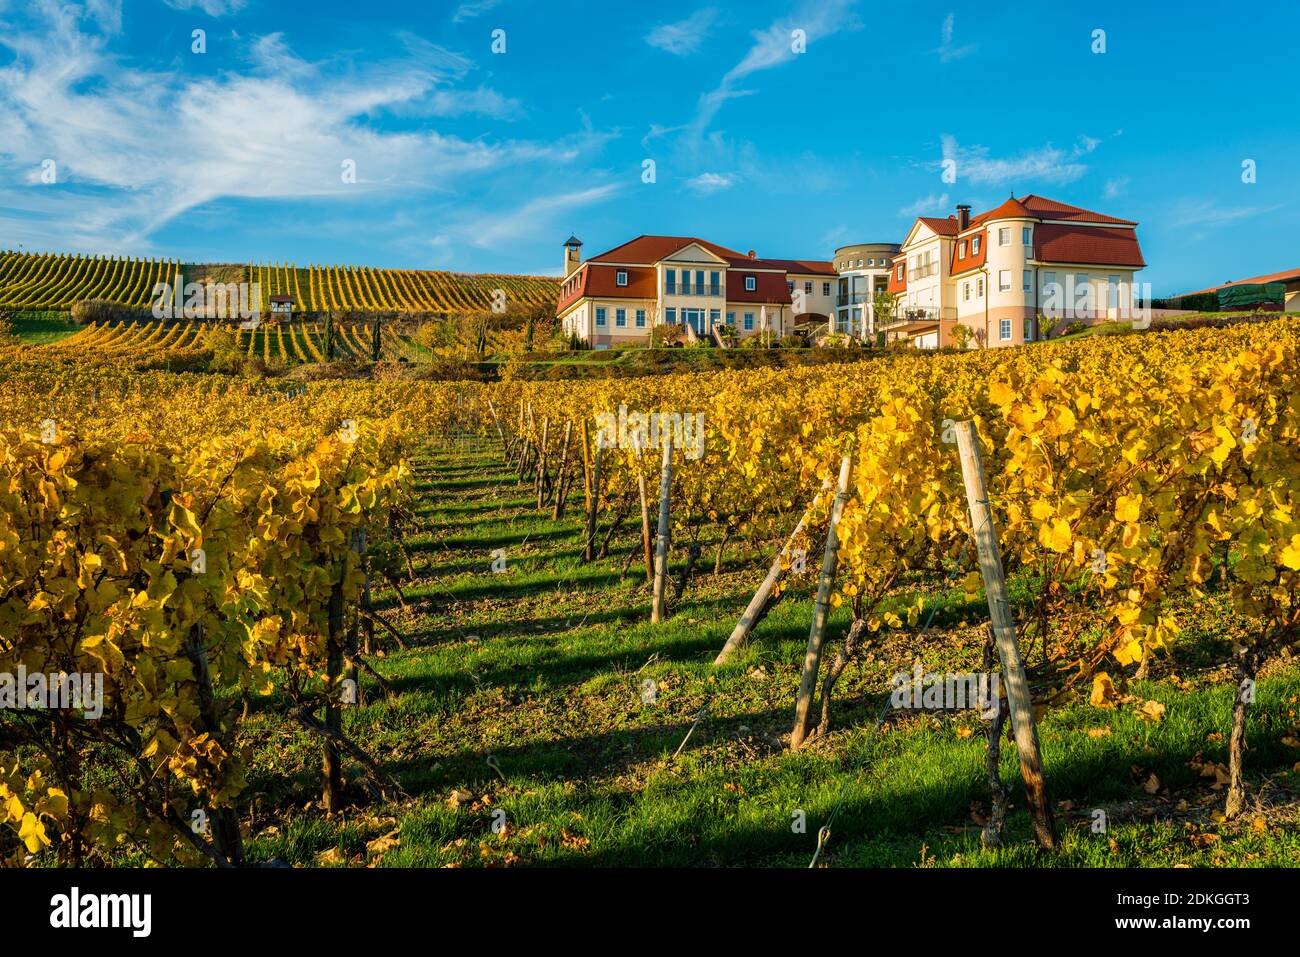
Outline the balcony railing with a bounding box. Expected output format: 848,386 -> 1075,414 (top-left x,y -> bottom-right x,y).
879,307 -> 957,328
907,263 -> 938,281
836,293 -> 869,307
665,284 -> 722,297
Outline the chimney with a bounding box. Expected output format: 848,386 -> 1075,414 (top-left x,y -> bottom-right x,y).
747,250 -> 756,260
956,204 -> 971,231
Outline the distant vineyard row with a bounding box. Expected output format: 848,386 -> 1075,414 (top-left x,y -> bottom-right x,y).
0,251 -> 558,312
37,319 -> 427,364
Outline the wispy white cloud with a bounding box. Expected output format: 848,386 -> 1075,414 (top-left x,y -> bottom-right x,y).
452,0 -> 502,23
937,134 -> 1100,187
1103,176 -> 1129,199
688,0 -> 860,141
933,13 -> 975,62
898,192 -> 950,217
163,0 -> 247,15
1168,198 -> 1282,238
0,5 -> 595,250
685,171 -> 735,194
646,9 -> 719,56
460,183 -> 622,250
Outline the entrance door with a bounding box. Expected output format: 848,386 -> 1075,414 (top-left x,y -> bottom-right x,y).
681,309 -> 705,335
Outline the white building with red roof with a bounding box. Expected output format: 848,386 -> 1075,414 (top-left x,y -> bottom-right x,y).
556,235 -> 835,347
885,194 -> 1147,348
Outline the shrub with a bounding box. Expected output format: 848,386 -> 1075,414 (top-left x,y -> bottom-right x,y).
1060,320 -> 1089,337
70,299 -> 141,325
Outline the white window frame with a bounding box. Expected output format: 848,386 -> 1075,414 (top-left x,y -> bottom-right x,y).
977,277 -> 984,298
615,308 -> 626,327
972,236 -> 981,255
616,270 -> 628,287
635,309 -> 646,327
958,241 -> 967,259
743,313 -> 755,330
745,276 -> 756,292
963,282 -> 970,302
998,227 -> 1011,247
1000,319 -> 1012,340
998,269 -> 1011,292
595,307 -> 607,326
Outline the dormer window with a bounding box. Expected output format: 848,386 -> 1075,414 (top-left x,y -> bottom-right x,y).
616,270 -> 628,287
896,264 -> 904,280
958,241 -> 967,259
972,236 -> 981,255
745,276 -> 756,291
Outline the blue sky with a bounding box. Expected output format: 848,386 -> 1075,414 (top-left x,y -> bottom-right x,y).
0,0 -> 1295,294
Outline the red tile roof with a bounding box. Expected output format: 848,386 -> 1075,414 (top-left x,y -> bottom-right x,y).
949,229 -> 987,275
726,270 -> 792,304
557,263 -> 657,311
1017,194 -> 1136,226
917,216 -> 960,237
969,197 -> 1032,227
762,258 -> 837,276
1034,224 -> 1146,267
1175,267 -> 1300,299
886,259 -> 906,294
588,235 -> 744,265
586,234 -> 802,271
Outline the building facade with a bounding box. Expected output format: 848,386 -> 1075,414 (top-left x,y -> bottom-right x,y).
831,243 -> 901,337
557,235 -> 834,347
883,194 -> 1147,348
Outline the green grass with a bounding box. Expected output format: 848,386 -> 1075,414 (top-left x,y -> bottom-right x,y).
9,310 -> 80,344
236,443 -> 1300,868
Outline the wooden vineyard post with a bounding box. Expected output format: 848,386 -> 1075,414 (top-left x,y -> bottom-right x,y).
487,398 -> 507,455
954,420 -> 1058,850
715,477 -> 833,665
584,426 -> 603,563
323,579 -> 345,813
632,433 -> 654,583
552,420 -> 573,521
535,416 -> 550,509
650,435 -> 675,623
790,455 -> 853,750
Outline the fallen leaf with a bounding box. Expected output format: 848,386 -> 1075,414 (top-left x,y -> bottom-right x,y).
366,829 -> 401,856
1143,773 -> 1161,794
1137,700 -> 1166,723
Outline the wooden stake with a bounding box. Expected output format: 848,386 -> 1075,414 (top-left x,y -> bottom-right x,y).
535,416 -> 550,509
954,419 -> 1057,850
791,455 -> 853,749
584,428 -> 602,563
632,434 -> 654,583
552,420 -> 573,521
650,435 -> 675,623
715,477 -> 833,665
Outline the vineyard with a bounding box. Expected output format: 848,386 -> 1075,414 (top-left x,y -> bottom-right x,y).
1,316 -> 1299,868
0,250 -> 557,313
32,318 -> 428,365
